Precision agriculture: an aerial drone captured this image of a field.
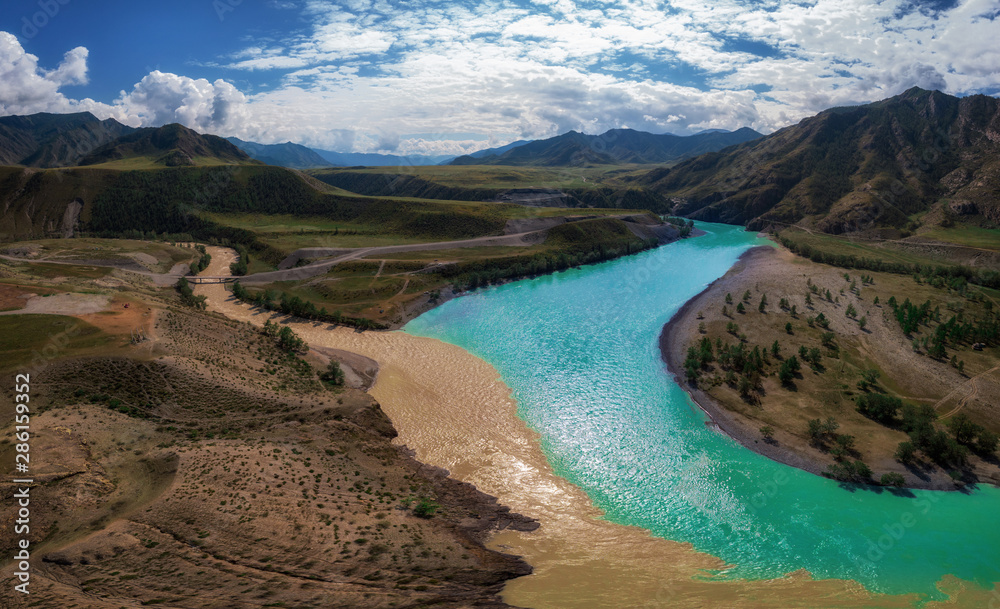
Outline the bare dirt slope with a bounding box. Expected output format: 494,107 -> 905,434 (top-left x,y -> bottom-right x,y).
0,282 -> 536,608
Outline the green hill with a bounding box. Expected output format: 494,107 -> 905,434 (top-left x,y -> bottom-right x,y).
79,123 -> 257,168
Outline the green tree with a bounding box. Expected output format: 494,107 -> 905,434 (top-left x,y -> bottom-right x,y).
785,322 -> 793,334
858,316 -> 867,331
808,418 -> 824,440
947,413 -> 983,446
742,290 -> 751,303
857,393 -> 901,424
977,430 -> 999,456
736,302 -> 746,314
856,368 -> 880,392
263,319 -> 279,337
778,358 -> 797,386
725,293 -> 733,304
175,277 -> 206,309
760,425 -> 775,442
894,441 -> 916,464
320,361 -> 346,386
277,325 -> 306,353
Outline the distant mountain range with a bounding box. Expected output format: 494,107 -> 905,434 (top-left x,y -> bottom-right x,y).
226,137 -> 332,169
311,149 -> 455,167
450,128 -> 763,166
463,139 -> 533,159
4,88 -> 997,236
638,87 -> 1000,232
0,112 -> 760,171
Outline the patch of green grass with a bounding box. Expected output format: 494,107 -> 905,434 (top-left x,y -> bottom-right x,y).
917,225 -> 1000,251
5,238 -> 195,272
27,263 -> 114,279
780,229 -> 961,269
0,315 -> 112,370
309,165 -> 625,191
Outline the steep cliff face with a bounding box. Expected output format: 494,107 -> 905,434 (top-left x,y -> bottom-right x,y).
642,88 -> 1000,233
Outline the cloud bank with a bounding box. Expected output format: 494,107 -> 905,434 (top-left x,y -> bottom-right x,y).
1,0 -> 999,155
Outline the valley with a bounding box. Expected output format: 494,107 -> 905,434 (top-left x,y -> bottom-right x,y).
1,85 -> 999,608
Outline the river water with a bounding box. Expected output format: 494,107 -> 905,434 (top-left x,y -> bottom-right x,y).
404,222 -> 1000,602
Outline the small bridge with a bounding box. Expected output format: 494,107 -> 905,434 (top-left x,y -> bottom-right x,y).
186,276 -> 237,284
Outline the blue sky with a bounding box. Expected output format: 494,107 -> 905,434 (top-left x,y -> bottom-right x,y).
1,0 -> 998,155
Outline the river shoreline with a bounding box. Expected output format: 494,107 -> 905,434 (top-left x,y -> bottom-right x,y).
658,245 -> 832,478
195,244 -> 919,608
658,244 -> 1000,492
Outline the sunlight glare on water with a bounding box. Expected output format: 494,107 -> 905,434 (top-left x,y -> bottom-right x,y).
405,222 -> 1000,599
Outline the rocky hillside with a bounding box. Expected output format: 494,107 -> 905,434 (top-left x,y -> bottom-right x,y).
0,112 -> 135,167
641,88 -> 1000,233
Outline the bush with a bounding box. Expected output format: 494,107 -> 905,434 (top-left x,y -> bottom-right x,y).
176,277 -> 207,309
880,472 -> 906,487
827,459 -> 872,482
413,499 -> 439,518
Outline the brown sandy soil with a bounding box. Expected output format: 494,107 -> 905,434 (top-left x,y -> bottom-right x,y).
189,248 -> 1000,608
661,245 -> 1000,491
0,293 -> 537,609
0,283 -> 59,311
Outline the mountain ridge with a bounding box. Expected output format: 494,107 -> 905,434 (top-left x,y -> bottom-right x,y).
640,87 -> 1000,233
450,127 -> 764,166
0,112 -> 136,167
227,137 -> 333,169
78,123 -> 256,167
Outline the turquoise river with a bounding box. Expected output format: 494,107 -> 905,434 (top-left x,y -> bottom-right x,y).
404,221 -> 1000,601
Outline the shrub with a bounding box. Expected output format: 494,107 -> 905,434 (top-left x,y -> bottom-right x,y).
880,472 -> 906,487
413,499 -> 439,518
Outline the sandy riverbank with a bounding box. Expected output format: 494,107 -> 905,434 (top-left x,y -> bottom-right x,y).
193,245 -> 989,608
